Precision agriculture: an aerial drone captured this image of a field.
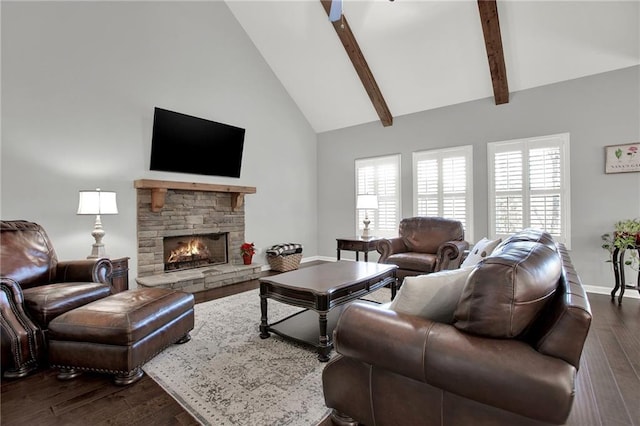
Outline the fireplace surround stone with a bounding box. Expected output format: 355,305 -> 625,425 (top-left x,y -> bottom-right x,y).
134,180 -> 260,293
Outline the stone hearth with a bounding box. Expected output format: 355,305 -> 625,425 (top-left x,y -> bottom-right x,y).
136,262 -> 259,294
134,179 -> 259,293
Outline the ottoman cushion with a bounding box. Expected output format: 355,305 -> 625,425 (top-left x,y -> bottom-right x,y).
49,287 -> 194,345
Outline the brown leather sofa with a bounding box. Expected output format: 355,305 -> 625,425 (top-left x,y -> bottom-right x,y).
324,229 -> 592,426
377,217 -> 468,280
1,220 -> 113,378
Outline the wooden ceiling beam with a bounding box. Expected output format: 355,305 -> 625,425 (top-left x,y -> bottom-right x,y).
320,0 -> 393,126
477,0 -> 509,105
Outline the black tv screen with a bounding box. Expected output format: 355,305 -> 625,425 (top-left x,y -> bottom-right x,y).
150,107 -> 245,178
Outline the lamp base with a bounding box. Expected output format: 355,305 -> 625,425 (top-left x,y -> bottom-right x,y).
361,218 -> 371,239
87,244 -> 108,259
87,214 -> 109,259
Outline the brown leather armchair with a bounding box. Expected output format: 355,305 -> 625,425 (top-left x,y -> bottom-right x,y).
1,220 -> 113,378
377,217 -> 468,280
324,230 -> 592,425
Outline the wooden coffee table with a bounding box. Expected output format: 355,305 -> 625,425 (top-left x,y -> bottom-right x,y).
259,261 -> 397,361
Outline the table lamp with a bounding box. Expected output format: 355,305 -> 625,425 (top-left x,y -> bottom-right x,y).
77,188 -> 118,258
356,194 -> 378,239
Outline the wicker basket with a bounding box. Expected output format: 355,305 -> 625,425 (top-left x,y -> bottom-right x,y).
267,252 -> 303,272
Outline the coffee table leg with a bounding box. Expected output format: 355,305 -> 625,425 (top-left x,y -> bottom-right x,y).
391,277 -> 397,300
318,312 -> 330,362
259,294 -> 270,339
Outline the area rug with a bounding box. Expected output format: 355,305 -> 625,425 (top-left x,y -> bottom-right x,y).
143,288 -> 390,426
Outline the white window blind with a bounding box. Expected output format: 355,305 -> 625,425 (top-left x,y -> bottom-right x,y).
413,146 -> 473,241
355,154 -> 401,238
488,133 -> 570,246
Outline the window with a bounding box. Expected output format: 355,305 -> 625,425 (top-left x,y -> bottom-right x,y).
355,154 -> 401,238
413,146 -> 474,241
488,133 -> 571,246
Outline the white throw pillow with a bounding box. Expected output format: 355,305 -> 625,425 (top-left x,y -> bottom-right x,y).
388,267 -> 474,323
460,237 -> 502,267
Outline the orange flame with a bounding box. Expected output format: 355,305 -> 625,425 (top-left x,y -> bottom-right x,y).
167,239 -> 210,263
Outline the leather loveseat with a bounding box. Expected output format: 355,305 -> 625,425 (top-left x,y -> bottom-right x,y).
323,229 -> 592,425
1,220 -> 113,378
377,216 -> 468,281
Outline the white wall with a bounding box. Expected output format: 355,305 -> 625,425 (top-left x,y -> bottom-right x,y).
1,1 -> 318,281
318,66 -> 640,290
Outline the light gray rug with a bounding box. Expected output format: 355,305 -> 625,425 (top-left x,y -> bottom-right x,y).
143,287 -> 390,426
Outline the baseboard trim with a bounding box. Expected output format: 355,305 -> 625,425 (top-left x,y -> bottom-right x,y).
584,284 -> 639,299
259,255 -> 336,271
308,256 -> 338,263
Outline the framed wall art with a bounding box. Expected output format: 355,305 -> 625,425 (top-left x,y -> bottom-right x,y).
605,142 -> 640,174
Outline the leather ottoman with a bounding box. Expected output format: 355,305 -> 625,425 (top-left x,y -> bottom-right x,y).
48,287 -> 194,385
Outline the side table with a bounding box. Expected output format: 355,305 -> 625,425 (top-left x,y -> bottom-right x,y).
336,237 -> 382,262
109,257 -> 130,293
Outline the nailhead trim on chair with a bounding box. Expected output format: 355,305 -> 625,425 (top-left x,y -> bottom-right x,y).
1,280 -> 39,374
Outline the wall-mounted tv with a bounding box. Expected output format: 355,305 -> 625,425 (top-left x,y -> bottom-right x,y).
150,107 -> 245,178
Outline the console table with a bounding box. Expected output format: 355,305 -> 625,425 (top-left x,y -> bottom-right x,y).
610,246 -> 640,305
336,237 -> 382,262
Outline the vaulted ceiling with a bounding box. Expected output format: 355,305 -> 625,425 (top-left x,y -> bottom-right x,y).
227,1 -> 640,133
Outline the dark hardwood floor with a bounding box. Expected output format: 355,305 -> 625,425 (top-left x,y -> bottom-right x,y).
567,290 -> 640,426
2,267 -> 639,425
0,277 -> 264,426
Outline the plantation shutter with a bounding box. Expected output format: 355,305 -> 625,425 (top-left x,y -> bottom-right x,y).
355,154 -> 401,238
493,149 -> 524,234
529,146 -> 563,235
488,133 -> 570,246
413,146 -> 473,240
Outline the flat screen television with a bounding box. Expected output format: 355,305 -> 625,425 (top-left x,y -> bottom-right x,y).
150,107 -> 245,178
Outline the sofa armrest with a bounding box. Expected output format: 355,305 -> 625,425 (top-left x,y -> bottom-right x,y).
434,240 -> 469,271
376,237 -> 407,263
334,302 -> 576,424
55,258 -> 113,285
1,276 -> 26,305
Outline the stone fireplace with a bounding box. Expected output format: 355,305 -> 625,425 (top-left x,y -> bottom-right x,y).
134,179 -> 259,293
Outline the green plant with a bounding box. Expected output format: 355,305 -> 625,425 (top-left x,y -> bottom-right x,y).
601,218 -> 640,270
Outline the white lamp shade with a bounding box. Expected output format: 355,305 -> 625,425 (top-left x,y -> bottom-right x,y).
77,189 -> 118,215
356,194 -> 379,210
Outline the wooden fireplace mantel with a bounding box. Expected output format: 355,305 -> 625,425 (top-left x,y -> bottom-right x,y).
134,179 -> 256,212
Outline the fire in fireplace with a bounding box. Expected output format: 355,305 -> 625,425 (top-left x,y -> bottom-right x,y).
163,233 -> 227,271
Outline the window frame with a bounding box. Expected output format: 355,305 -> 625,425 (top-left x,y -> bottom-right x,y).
487,133 -> 571,247
412,145 -> 474,242
354,154 -> 402,238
